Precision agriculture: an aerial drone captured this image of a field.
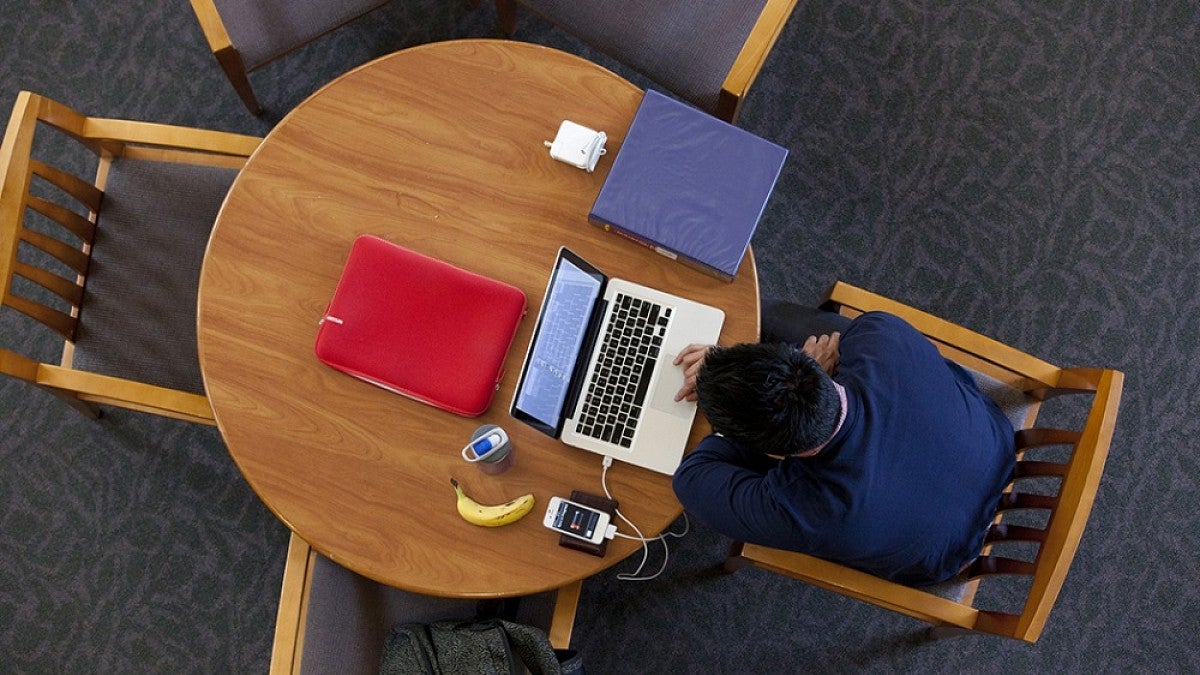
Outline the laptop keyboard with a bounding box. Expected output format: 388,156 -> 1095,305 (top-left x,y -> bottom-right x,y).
577,293 -> 672,448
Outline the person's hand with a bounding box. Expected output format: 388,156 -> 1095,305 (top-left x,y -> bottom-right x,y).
673,343 -> 713,402
803,332 -> 840,375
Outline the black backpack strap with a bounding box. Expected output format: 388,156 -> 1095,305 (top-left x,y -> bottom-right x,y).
495,619 -> 563,675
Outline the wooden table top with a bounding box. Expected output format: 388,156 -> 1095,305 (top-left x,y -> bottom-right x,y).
197,39 -> 760,598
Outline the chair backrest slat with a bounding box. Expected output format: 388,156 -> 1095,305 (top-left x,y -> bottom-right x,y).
1014,459 -> 1069,479
997,492 -> 1057,511
1016,428 -> 1081,449
26,194 -> 97,244
985,523 -> 1047,544
20,227 -> 89,275
4,292 -> 75,339
31,159 -> 103,212
13,259 -> 83,305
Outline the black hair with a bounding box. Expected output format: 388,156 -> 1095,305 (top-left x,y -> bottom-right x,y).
695,343 -> 841,456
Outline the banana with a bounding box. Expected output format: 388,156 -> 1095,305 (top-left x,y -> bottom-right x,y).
450,478 -> 535,527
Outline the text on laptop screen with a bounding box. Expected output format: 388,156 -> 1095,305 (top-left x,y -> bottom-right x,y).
514,257 -> 602,429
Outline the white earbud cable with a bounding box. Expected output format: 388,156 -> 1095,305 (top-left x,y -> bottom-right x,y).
601,456 -> 689,581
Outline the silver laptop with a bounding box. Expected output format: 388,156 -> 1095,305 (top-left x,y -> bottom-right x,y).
510,247 -> 725,475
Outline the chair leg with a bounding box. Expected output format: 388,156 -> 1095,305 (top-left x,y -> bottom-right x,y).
493,0 -> 518,36
270,533 -> 315,675
548,580 -> 582,650
714,90 -> 741,125
214,46 -> 263,115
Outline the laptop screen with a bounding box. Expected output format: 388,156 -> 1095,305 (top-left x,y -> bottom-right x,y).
511,249 -> 605,436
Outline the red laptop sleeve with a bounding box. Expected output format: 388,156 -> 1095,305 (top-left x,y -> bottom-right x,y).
314,235 -> 527,417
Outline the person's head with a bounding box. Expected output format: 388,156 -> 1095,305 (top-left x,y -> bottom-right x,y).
696,343 -> 841,456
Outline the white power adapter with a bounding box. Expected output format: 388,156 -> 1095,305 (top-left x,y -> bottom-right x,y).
544,120 -> 607,172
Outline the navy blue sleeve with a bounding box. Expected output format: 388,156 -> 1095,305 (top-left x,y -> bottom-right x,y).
672,435 -> 812,550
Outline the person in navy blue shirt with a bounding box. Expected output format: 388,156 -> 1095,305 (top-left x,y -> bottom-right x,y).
671,302 -> 1015,585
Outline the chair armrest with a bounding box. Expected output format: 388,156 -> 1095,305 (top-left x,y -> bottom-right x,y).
82,118 -> 261,158
1031,366 -> 1119,399
0,347 -> 40,380
23,92 -> 260,160
823,280 -> 1063,388
717,0 -> 799,122
36,363 -> 215,424
730,542 -> 983,629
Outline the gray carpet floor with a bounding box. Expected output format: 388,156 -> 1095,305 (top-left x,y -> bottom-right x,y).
2,0 -> 1198,672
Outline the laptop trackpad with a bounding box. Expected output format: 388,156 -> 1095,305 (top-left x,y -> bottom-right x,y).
650,353 -> 698,419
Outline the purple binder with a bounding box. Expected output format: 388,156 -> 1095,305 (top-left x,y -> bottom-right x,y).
589,90 -> 788,281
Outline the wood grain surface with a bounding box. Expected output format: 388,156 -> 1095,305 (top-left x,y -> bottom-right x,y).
197,39 -> 760,598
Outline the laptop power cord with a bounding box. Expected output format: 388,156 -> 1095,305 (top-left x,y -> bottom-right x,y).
600,456 -> 689,581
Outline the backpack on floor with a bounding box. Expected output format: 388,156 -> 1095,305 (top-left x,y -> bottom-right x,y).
380,618 -> 582,675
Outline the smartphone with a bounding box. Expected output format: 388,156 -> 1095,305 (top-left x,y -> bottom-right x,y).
543,496 -> 612,545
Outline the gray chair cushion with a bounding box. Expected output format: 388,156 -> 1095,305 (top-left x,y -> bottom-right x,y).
969,368 -> 1032,433
72,158 -> 239,396
212,0 -> 391,69
299,553 -> 558,675
922,571 -> 973,602
518,0 -> 768,113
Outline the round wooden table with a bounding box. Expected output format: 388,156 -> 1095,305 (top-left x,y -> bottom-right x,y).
197,39 -> 759,598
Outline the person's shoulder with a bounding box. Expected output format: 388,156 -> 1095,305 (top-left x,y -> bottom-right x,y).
846,311 -> 921,342
850,311 -> 910,329
841,311 -> 937,370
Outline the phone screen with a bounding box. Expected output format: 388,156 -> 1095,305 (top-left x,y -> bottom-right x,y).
550,500 -> 603,540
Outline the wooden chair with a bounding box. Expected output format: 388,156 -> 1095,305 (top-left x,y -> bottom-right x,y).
270,533 -> 583,673
723,281 -> 1123,643
189,0 -> 394,115
0,91 -> 260,424
494,0 -> 798,124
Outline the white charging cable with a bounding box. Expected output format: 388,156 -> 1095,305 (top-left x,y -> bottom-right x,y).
600,456 -> 689,581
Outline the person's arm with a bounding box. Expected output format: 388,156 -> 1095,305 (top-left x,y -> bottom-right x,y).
672,436 -> 813,550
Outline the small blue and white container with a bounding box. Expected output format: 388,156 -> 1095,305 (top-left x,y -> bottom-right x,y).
462,425 -> 515,475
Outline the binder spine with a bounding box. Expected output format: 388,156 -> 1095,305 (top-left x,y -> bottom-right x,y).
588,214 -> 735,282
588,214 -> 654,252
